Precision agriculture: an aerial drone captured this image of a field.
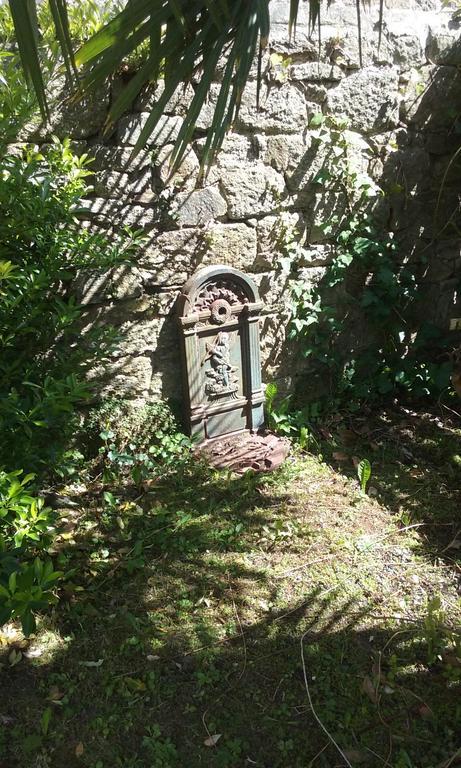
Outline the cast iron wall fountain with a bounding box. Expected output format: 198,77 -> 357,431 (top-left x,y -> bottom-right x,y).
177,265 -> 287,472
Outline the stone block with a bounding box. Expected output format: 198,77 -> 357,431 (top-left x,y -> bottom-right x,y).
118,113 -> 182,147
128,169 -> 156,205
149,319 -> 183,400
425,29 -> 461,66
256,212 -> 336,270
18,83 -> 110,141
258,133 -> 308,173
93,170 -> 130,199
236,81 -> 310,134
289,62 -> 344,82
203,223 -> 258,271
170,186 -> 227,227
79,197 -> 124,228
138,229 -> 205,283
195,84 -> 220,131
89,144 -> 153,172
308,192 -> 348,242
75,265 -> 144,306
197,136 -> 260,180
89,355 -> 153,399
134,81 -> 195,116
326,66 -> 400,133
110,318 -> 161,358
220,163 -> 286,219
256,213 -> 302,268
153,144 -> 200,191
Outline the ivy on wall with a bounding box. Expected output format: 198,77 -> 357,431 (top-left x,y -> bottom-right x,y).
274,117 -> 454,421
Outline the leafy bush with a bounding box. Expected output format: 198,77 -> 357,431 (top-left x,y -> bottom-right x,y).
281,117 -> 454,413
0,138 -> 141,634
86,398 -> 192,485
0,139 -> 140,474
0,470 -> 62,635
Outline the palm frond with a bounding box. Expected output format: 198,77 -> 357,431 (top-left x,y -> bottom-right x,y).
7,0 -> 377,172
8,0 -> 48,119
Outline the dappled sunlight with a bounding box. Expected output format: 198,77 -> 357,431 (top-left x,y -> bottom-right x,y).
2,446 -> 460,767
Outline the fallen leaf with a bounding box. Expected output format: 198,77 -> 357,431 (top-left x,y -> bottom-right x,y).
361,675 -> 378,703
23,647 -> 42,659
48,686 -> 64,701
75,742 -> 84,758
419,704 -> 433,719
78,659 -> 104,668
8,649 -> 22,667
204,734 -> 222,747
343,749 -> 368,763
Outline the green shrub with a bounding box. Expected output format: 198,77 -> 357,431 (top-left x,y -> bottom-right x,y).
0,470 -> 62,635
0,139 -> 141,474
280,118 -> 454,413
0,138 -> 141,634
86,398 -> 192,485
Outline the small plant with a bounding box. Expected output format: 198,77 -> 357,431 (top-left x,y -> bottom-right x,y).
357,459 -> 372,493
422,595 -> 461,670
0,469 -> 62,635
142,724 -> 178,768
0,140 -> 141,475
265,382 -> 313,449
87,398 -> 191,484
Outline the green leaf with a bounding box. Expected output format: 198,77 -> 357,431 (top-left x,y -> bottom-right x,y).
8,0 -> 49,119
310,112 -> 325,128
21,609 -> 36,637
41,706 -> 52,736
357,459 -> 372,493
8,571 -> 17,593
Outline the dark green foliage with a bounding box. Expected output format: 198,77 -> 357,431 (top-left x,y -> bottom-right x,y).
0,469 -> 62,635
0,139 -> 140,474
85,398 -> 192,486
0,137 -> 141,633
283,118 -> 455,422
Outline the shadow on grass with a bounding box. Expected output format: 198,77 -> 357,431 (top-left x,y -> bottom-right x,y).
1,457 -> 460,768
321,406 -> 461,567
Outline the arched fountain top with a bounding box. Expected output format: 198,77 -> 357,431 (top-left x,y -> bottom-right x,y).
178,265 -> 260,317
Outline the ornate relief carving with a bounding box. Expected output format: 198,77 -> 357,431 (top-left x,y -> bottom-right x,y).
194,280 -> 248,313
202,331 -> 238,399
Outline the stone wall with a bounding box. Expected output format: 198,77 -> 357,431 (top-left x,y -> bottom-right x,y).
12,0 -> 461,406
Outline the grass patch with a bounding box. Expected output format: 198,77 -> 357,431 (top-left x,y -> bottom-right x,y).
1,409 -> 460,768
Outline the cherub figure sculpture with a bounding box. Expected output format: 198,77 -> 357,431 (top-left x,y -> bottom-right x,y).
203,332 -> 238,397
